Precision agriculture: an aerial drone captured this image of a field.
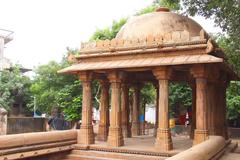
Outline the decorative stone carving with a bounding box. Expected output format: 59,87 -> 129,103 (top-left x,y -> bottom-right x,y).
78,71 -> 94,145
153,67 -> 173,151
191,66 -> 209,144
107,71 -> 124,147
121,83 -> 130,138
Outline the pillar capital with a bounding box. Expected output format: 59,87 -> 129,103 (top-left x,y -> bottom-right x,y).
99,78 -> 110,87
190,65 -> 208,78
107,70 -> 125,83
153,67 -> 172,80
79,71 -> 93,82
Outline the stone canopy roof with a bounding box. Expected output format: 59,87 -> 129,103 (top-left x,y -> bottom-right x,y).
59,7 -> 239,81
116,7 -> 202,39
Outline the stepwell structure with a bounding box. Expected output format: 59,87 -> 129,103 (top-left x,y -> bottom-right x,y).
0,7 -> 239,160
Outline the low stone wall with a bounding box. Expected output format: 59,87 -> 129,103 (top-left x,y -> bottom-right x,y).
166,136 -> 226,160
6,117 -> 75,134
0,130 -> 77,159
7,117 -> 47,134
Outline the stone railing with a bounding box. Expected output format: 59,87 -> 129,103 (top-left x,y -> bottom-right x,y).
79,29 -> 207,54
0,130 -> 77,159
166,136 -> 226,160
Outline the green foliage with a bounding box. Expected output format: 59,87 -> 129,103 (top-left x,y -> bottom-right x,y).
136,0 -> 180,15
140,83 -> 156,110
0,65 -> 31,111
90,18 -> 127,41
56,80 -> 82,120
227,81 -> 240,120
169,83 -> 192,108
136,5 -> 158,15
30,60 -> 82,120
154,0 -> 181,10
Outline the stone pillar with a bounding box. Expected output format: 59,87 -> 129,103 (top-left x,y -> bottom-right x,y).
128,95 -> 133,137
154,84 -> 159,137
214,83 -> 223,137
131,84 -> 141,136
191,66 -> 209,145
121,83 -> 130,138
153,68 -> 173,151
190,83 -> 196,139
0,108 -> 7,135
78,72 -> 94,145
216,82 -> 228,139
107,71 -> 124,147
207,82 -> 216,135
97,80 -> 110,141
222,83 -> 228,140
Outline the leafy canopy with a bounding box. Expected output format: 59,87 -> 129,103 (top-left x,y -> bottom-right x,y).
0,65 -> 31,112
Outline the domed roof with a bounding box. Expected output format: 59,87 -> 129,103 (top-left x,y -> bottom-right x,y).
116,8 -> 203,39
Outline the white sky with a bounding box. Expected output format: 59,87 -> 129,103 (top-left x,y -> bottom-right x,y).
0,0 -> 221,69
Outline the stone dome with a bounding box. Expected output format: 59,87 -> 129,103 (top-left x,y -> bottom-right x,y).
116,7 -> 203,39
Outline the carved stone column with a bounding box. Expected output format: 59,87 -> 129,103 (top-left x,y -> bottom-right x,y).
222,83 -> 228,140
78,71 -> 94,145
107,71 -> 124,147
97,80 -> 110,141
190,83 -> 196,139
153,68 -> 173,151
191,66 -> 209,145
154,84 -> 159,137
131,84 -> 141,136
216,81 -> 228,139
121,83 -> 130,138
207,81 -> 216,135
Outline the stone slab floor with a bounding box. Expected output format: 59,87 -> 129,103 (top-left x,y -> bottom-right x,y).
90,135 -> 193,155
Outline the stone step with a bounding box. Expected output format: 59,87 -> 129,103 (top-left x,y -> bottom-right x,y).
66,150 -> 167,160
219,153 -> 240,160
225,142 -> 238,153
64,154 -> 120,160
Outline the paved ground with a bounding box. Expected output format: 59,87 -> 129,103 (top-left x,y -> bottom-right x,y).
92,134 -> 192,154
219,138 -> 240,160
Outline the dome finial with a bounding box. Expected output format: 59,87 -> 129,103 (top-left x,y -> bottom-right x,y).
155,7 -> 170,12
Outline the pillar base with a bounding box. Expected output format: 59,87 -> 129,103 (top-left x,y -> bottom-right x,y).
97,124 -> 108,141
193,129 -> 209,145
78,125 -> 95,145
155,129 -> 173,151
131,122 -> 140,136
107,127 -> 124,147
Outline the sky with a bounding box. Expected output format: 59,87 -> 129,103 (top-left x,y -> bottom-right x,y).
0,0 -> 221,69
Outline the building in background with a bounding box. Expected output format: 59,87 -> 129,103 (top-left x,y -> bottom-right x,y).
0,29 -> 13,70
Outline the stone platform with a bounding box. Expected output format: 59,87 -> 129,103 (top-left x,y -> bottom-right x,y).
64,135 -> 193,160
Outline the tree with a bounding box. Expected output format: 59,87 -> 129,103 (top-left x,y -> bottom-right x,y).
30,60 -> 82,120
90,18 -> 127,41
0,65 -> 31,113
